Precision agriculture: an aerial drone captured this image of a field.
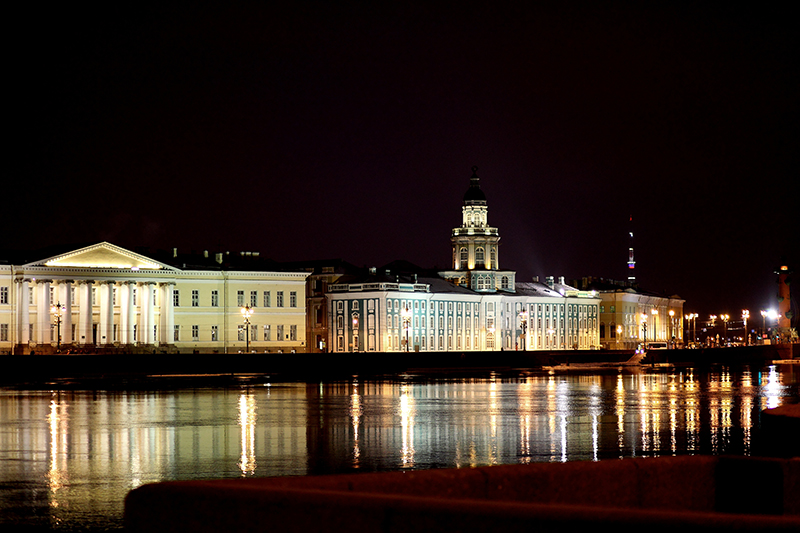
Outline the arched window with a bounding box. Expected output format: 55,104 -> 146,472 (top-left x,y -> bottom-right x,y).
460,247 -> 468,265
501,276 -> 509,289
475,247 -> 485,266
610,322 -> 616,338
490,248 -> 496,266
600,322 -> 606,338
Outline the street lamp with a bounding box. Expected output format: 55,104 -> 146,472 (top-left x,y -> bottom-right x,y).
640,313 -> 648,350
241,305 -> 252,353
51,301 -> 64,351
518,309 -> 528,351
684,313 -> 698,347
720,314 -> 729,346
668,310 -> 675,347
616,324 -> 622,350
742,310 -> 750,346
401,305 -> 411,352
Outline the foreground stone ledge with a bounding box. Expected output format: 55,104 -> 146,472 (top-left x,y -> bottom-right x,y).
126,456 -> 800,532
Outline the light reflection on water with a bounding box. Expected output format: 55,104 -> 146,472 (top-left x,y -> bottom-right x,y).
0,364 -> 797,531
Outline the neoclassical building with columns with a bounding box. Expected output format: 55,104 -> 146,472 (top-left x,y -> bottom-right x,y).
0,243 -> 309,354
327,168 -> 601,353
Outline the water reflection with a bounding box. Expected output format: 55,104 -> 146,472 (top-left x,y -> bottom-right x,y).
0,365 -> 797,531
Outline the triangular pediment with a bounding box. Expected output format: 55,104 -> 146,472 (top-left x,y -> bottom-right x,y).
26,242 -> 178,271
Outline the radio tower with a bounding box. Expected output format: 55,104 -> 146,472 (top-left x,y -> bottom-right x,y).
627,215 -> 636,283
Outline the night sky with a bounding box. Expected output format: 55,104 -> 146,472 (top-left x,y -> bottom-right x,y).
8,3 -> 798,320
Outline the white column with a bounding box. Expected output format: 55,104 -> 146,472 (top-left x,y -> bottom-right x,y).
138,283 -> 148,345
18,279 -> 30,345
99,281 -> 114,346
139,282 -> 155,345
159,282 -> 175,344
59,281 -> 73,344
36,280 -> 51,345
147,283 -> 156,344
119,282 -> 132,345
78,281 -> 94,345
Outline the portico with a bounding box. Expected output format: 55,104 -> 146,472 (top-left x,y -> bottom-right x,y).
0,242 -> 310,354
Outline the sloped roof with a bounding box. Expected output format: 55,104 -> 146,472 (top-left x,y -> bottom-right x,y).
24,242 -> 178,271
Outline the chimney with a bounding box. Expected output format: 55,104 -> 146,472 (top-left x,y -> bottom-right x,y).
215,253 -> 223,264
546,276 -> 554,289
558,276 -> 565,285
533,276 -> 539,283
173,247 -> 178,258
203,250 -> 208,258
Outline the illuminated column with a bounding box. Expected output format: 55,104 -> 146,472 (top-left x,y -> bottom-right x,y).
138,282 -> 149,345
18,279 -> 30,345
36,280 -> 52,344
159,282 -> 175,344
119,281 -> 134,345
60,281 -> 73,344
78,280 -> 94,345
139,282 -> 155,345
99,280 -> 114,345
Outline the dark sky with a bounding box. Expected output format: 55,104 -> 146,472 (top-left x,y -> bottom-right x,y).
8,3 -> 798,320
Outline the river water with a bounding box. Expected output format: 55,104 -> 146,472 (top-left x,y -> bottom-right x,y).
1,364 -> 798,531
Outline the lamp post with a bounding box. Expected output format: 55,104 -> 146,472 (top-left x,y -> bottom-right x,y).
669,309 -> 675,348
720,314 -> 729,346
616,324 -> 622,350
519,309 -> 528,351
51,301 -> 64,351
742,310 -> 750,346
401,305 -> 411,352
685,313 -> 698,347
640,313 -> 648,349
241,305 -> 252,353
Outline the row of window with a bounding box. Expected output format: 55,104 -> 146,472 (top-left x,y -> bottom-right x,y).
233,290 -> 297,308
1,286 -> 299,310
235,324 -> 297,342
0,323 -> 299,343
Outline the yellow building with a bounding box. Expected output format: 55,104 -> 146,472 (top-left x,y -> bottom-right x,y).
0,242 -> 309,354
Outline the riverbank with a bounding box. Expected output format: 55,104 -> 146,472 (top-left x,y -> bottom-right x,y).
1,344 -> 796,387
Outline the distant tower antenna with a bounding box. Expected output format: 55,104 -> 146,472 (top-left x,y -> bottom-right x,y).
627,215 -> 636,283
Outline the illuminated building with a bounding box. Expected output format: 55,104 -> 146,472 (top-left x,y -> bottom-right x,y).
575,277 -> 685,349
327,168 -> 601,352
0,242 -> 309,353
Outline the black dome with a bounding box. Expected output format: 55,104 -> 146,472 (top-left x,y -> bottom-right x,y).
463,166 -> 487,204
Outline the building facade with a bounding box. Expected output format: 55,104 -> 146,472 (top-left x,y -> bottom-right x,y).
574,278 -> 685,350
0,242 -> 309,354
326,168 -> 601,352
